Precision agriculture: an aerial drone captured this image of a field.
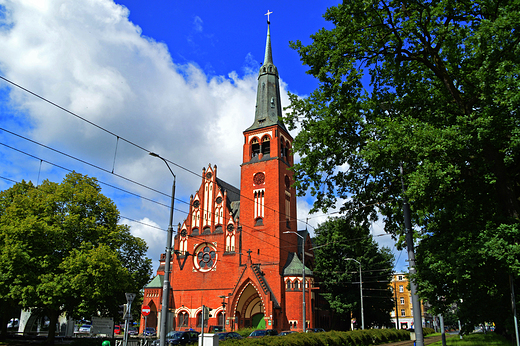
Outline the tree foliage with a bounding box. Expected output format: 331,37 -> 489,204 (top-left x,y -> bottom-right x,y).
285,0 -> 520,331
0,172 -> 152,341
313,216 -> 394,330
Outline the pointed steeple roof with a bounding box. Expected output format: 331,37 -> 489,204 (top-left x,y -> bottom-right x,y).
246,22 -> 288,132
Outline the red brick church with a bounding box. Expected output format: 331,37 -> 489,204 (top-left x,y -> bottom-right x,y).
140,22 -> 317,334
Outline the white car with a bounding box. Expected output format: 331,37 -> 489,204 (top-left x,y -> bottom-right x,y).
78,324 -> 92,334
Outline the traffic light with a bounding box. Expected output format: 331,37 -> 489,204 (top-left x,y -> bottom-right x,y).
118,304 -> 127,317
203,306 -> 213,319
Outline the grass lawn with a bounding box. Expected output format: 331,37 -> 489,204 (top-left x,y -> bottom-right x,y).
429,332 -> 513,346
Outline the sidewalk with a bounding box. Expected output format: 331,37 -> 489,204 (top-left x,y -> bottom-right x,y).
384,334 -> 450,346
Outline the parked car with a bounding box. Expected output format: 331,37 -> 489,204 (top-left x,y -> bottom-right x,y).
216,332 -> 243,340
279,330 -> 297,336
127,327 -> 139,336
248,329 -> 278,338
162,331 -> 200,345
78,325 -> 92,334
208,325 -> 224,333
143,327 -> 156,336
306,328 -> 326,333
114,325 -> 122,335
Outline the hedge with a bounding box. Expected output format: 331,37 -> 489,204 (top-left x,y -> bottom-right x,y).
220,328 -> 412,346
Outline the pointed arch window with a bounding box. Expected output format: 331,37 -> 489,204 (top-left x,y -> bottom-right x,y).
254,189 -> 265,221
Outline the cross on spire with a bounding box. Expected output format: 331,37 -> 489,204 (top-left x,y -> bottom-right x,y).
265,10 -> 273,23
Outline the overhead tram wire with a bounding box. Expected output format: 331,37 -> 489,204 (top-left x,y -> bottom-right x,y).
0,144 -> 187,215
0,127 -> 189,206
1,75 -> 369,234
1,136 -> 393,268
1,75 -> 395,251
0,75 -> 398,270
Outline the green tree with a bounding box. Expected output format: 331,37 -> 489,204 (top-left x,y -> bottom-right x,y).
285,0 -> 520,332
0,172 -> 152,342
313,216 -> 394,330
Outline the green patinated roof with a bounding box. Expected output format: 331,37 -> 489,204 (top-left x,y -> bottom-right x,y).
283,252 -> 313,276
146,275 -> 163,288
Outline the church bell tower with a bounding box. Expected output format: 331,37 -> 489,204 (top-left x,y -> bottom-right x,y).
240,21 -> 298,271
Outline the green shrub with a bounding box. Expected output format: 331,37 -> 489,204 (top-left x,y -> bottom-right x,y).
423,327 -> 435,336
219,328 -> 413,346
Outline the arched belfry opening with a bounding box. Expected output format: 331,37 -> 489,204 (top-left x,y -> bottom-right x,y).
251,138 -> 260,158
261,136 -> 270,156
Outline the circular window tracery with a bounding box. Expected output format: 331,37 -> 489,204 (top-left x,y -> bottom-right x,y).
254,172 -> 265,185
194,243 -> 217,272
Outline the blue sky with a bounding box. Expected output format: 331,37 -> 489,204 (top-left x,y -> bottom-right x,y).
0,0 -> 407,273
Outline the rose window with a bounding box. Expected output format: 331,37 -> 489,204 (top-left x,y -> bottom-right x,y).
194,243 -> 217,272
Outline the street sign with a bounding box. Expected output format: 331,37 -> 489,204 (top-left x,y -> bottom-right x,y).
125,293 -> 136,304
141,305 -> 151,316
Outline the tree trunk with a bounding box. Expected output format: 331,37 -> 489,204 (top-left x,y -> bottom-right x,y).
46,309 -> 59,345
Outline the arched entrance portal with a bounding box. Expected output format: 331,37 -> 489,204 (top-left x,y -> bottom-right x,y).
234,283 -> 264,329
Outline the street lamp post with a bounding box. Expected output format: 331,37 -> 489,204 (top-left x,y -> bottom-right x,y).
345,258 -> 364,330
150,152 -> 176,346
284,231 -> 306,332
219,295 -> 230,331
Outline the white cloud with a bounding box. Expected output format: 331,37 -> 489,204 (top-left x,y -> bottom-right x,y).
193,16 -> 203,32
0,0 -> 298,269
122,217 -> 165,271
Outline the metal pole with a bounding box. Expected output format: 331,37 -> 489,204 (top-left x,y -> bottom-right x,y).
395,281 -> 399,329
346,258 -> 364,330
439,315 -> 446,346
150,153 -> 176,346
302,233 -> 306,332
400,162 -> 424,346
359,262 -> 364,330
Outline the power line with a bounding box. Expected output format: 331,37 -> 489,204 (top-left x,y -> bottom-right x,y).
0,146 -> 186,215
0,75 -> 392,235
0,76 -> 401,271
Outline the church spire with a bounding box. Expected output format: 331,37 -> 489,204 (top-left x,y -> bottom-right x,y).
246,16 -> 288,133
264,21 -> 273,65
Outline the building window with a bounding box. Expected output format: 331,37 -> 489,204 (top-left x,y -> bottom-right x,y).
398,275 -> 403,281
399,285 -> 404,292
286,280 -> 291,290
401,309 -> 406,317
254,189 -> 265,220
400,297 -> 405,305
178,311 -> 189,327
